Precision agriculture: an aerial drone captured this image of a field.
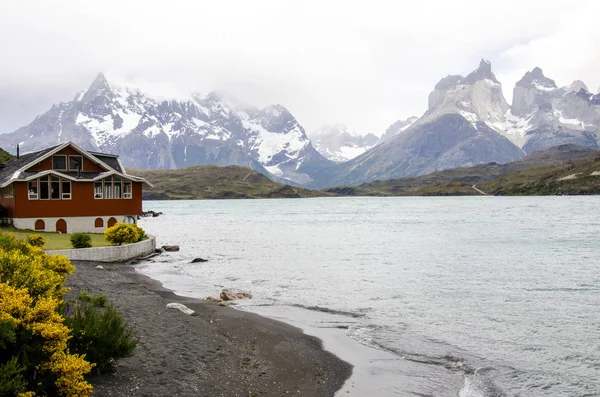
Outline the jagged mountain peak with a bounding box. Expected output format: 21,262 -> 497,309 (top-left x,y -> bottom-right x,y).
426,59 -> 508,125
432,60 -> 499,92
462,58 -> 499,84
567,80 -> 589,93
381,117 -> 418,142
80,72 -> 116,103
310,124 -> 379,163
434,75 -> 463,91
516,67 -> 557,90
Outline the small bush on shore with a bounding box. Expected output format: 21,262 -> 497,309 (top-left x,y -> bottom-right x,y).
26,233 -> 45,247
65,292 -> 138,373
104,222 -> 146,245
0,232 -> 94,396
70,233 -> 92,249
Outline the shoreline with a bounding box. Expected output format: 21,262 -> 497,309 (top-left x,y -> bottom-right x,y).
66,260 -> 352,397
133,258 -> 468,396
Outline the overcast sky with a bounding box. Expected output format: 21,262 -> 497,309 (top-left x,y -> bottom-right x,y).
1,0 -> 599,136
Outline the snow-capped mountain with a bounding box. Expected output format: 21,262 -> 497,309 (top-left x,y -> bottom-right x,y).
309,59 -> 600,188
0,73 -> 331,185
310,124 -> 379,163
491,67 -> 600,152
379,117 -> 418,142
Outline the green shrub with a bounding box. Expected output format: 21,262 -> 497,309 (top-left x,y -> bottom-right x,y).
70,232 -> 92,249
26,233 -> 46,247
65,293 -> 138,373
0,356 -> 27,396
104,223 -> 140,245
77,290 -> 108,307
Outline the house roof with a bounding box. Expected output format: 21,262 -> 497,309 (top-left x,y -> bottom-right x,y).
87,151 -> 125,173
0,142 -> 152,188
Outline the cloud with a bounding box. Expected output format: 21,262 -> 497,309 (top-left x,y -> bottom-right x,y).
0,0 -> 598,136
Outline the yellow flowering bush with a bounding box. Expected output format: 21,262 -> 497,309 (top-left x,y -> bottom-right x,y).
26,234 -> 46,248
104,222 -> 142,245
0,233 -> 94,396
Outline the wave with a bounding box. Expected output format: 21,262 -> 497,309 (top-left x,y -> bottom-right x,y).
289,304 -> 366,318
459,373 -> 507,397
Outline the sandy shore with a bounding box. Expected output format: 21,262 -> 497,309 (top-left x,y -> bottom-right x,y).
65,260 -> 352,397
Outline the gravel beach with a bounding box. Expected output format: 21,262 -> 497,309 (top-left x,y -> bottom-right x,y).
66,260 -> 352,397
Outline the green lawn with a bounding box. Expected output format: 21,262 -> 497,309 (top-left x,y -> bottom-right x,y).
0,227 -> 111,250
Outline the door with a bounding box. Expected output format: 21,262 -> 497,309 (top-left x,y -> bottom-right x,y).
56,219 -> 67,234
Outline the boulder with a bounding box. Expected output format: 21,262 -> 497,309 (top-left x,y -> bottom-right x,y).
220,289 -> 253,301
191,257 -> 208,263
166,302 -> 195,315
203,296 -> 221,303
162,245 -> 180,252
142,210 -> 163,217
218,301 -> 237,307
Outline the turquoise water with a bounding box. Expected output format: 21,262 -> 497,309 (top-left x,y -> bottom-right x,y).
138,197 -> 600,396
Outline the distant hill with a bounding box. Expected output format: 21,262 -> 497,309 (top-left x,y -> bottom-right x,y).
129,165 -> 328,200
0,148 -> 14,163
480,153 -> 600,195
325,145 -> 600,196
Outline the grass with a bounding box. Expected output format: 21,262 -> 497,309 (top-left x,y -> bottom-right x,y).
0,226 -> 111,250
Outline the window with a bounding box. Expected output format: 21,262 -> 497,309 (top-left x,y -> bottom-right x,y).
40,176 -> 49,200
114,177 -> 122,199
94,218 -> 104,228
51,176 -> 60,200
52,155 -> 67,170
123,182 -> 132,199
28,181 -> 38,199
62,180 -> 71,199
94,181 -> 103,199
103,177 -> 113,199
3,185 -> 14,199
35,220 -> 45,230
69,155 -> 83,171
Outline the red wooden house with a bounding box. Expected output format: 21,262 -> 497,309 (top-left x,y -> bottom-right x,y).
0,142 -> 152,233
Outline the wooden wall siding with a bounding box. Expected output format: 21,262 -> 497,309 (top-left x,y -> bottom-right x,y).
0,187 -> 16,217
25,147 -> 106,173
13,181 -> 143,218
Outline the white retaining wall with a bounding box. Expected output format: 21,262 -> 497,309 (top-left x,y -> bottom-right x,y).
13,215 -> 137,234
46,236 -> 156,262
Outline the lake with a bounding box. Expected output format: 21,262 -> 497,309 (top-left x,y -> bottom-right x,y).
137,197 -> 600,396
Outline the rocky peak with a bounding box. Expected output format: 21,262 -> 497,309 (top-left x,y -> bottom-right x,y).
567,80 -> 589,93
434,75 -> 463,91
381,117 -> 418,142
310,124 -> 379,163
515,67 -> 557,89
259,105 -> 295,132
427,59 -> 508,123
80,72 -> 114,103
462,59 -> 499,85
511,67 -> 562,116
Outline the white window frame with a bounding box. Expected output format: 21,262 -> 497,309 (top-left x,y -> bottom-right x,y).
104,177 -> 113,199
94,181 -> 103,199
123,181 -> 132,199
61,180 -> 72,200
50,176 -> 61,200
52,155 -> 67,171
28,181 -> 38,200
68,155 -> 83,171
39,176 -> 50,200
